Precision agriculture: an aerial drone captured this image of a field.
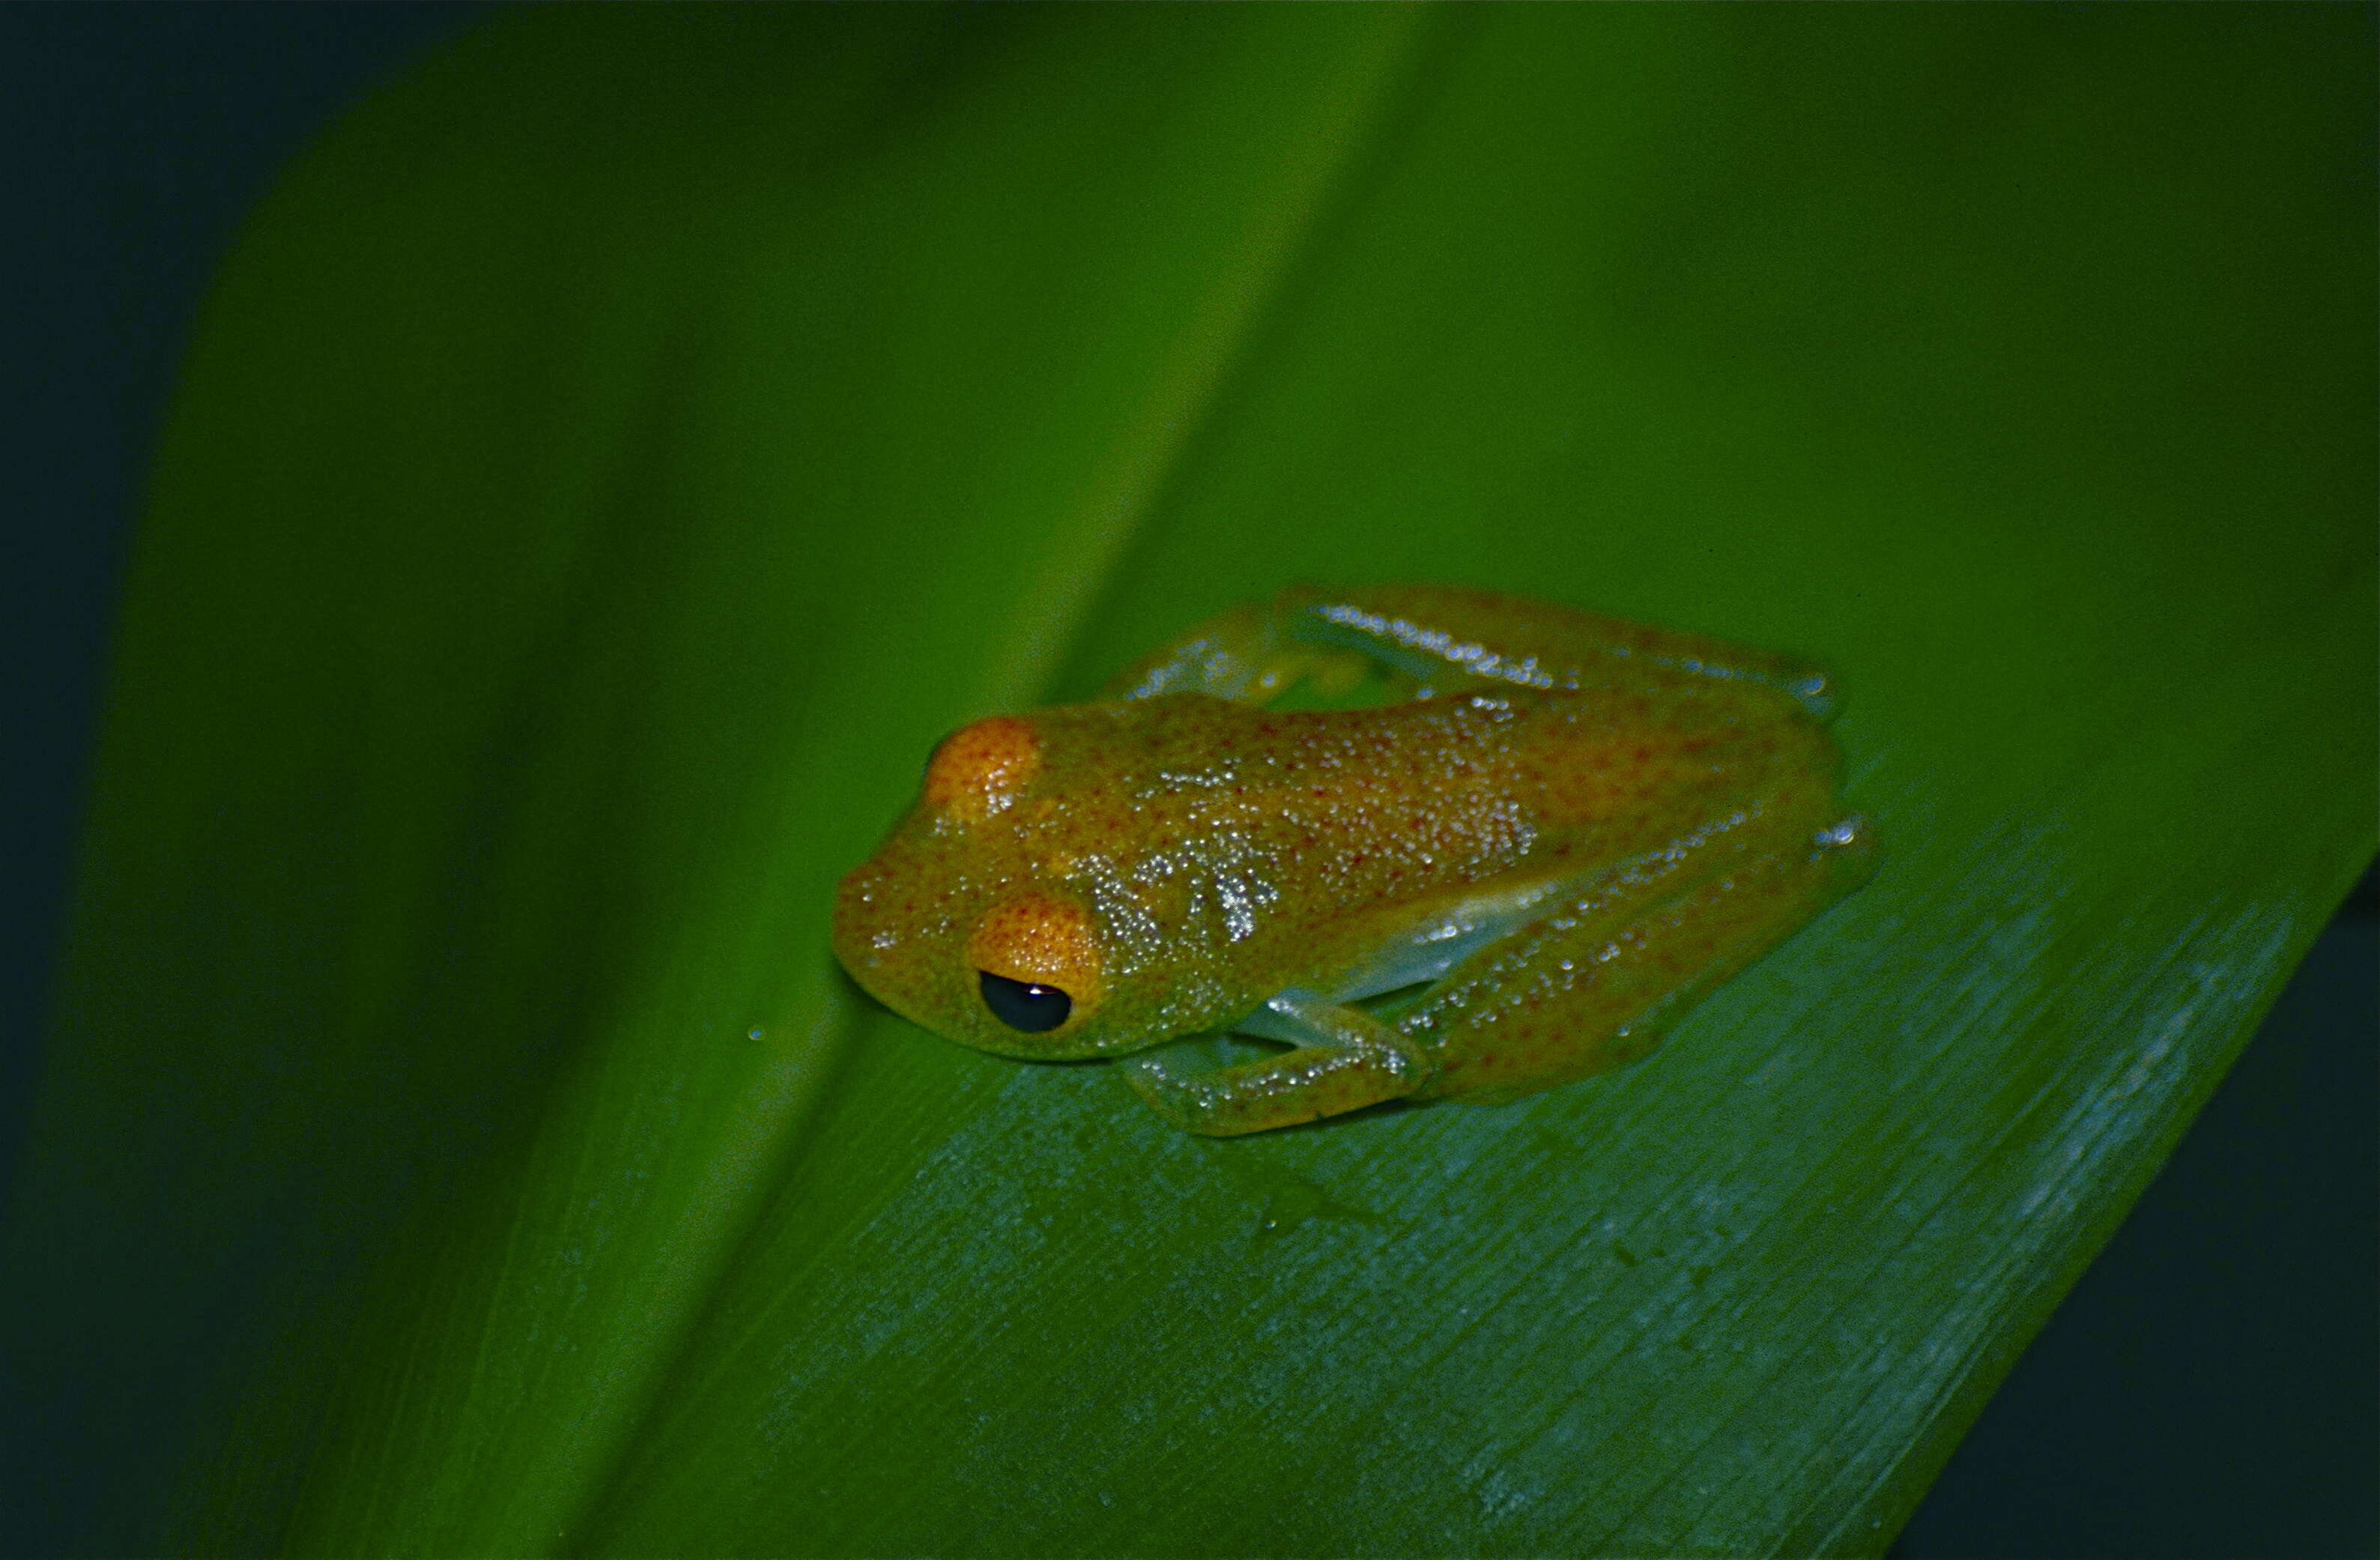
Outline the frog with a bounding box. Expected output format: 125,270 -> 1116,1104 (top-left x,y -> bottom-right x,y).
831,584 -> 1873,1137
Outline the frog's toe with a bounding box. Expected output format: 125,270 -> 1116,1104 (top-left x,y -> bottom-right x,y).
1120,1054 -> 1226,1133
1122,1053 -> 1184,1092
1784,667 -> 1834,719
1814,812 -> 1878,890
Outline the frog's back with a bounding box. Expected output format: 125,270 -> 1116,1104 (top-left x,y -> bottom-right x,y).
1041,683 -> 1827,994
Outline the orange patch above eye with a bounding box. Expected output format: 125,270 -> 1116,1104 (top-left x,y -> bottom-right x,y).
924,716 -> 1042,822
967,892 -> 1105,1016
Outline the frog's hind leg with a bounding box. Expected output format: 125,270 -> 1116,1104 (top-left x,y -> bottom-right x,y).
1124,811 -> 1873,1133
1283,584 -> 1839,716
1122,993 -> 1435,1137
1409,808 -> 1874,1104
1104,585 -> 1838,716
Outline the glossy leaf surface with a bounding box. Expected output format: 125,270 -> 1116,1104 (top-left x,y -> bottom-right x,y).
4,8 -> 2371,1557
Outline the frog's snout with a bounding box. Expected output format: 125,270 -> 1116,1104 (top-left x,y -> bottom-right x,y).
828,857 -> 900,987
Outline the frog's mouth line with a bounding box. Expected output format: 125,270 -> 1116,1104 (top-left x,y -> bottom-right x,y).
823,955 -> 1108,1060
957,1019 -> 1128,1064
951,990 -> 1184,1064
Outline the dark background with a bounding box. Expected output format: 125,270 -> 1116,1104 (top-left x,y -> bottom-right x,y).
2,8 -> 2370,1556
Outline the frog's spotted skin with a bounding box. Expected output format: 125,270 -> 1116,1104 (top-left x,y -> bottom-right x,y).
832,584 -> 1873,1136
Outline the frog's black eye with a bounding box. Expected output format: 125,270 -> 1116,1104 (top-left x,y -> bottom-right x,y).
978,970 -> 1072,1033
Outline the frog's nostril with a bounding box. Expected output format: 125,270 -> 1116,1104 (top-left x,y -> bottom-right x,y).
978,971 -> 1073,1033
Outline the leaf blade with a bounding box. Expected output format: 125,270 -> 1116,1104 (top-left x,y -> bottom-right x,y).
4,7 -> 2370,1559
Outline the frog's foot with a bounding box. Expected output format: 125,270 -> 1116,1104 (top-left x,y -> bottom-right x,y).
1122,993 -> 1435,1137
1097,594 -> 1394,707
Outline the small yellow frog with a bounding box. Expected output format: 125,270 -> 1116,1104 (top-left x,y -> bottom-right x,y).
832,585 -> 1872,1136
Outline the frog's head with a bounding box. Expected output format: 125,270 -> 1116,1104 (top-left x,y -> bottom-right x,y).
832,710 -> 1214,1062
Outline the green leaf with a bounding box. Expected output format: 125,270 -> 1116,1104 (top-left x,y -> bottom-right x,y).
6,7 -> 2371,1556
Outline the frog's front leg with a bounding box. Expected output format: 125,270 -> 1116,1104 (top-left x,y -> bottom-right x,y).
1121,991 -> 1435,1137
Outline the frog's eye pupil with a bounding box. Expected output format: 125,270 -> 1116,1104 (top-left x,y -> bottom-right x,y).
978,970 -> 1072,1033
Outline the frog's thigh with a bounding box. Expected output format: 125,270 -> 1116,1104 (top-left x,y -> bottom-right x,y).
1123,995 -> 1432,1137
1291,584 -> 1836,713
1413,811 -> 1874,1104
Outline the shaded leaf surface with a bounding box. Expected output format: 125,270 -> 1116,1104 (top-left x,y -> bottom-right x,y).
4,7 -> 2371,1557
